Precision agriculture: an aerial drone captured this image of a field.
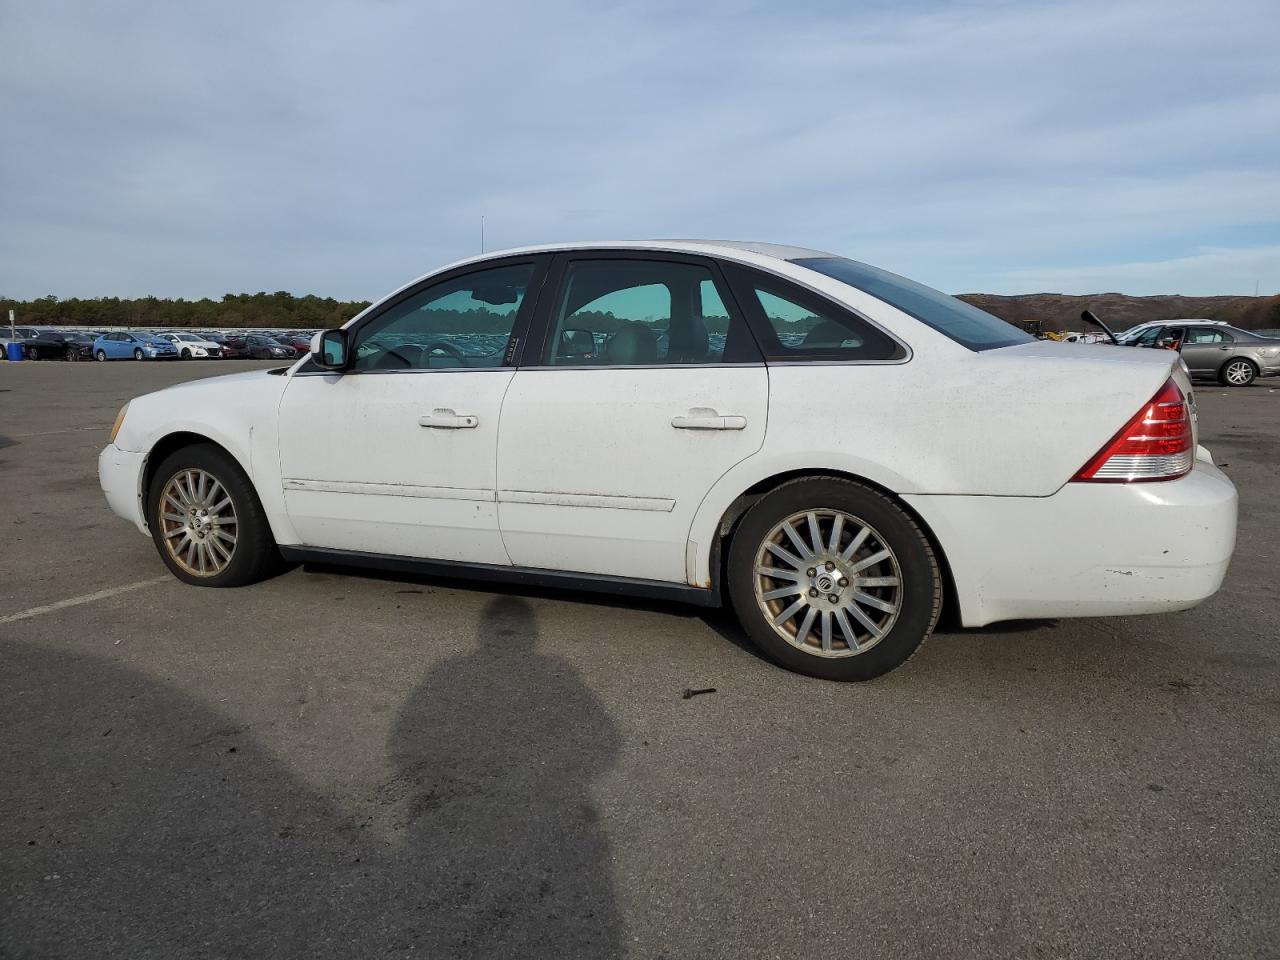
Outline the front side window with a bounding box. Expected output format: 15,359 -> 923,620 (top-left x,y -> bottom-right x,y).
350,262 -> 536,371
792,256 -> 1031,351
543,259 -> 759,366
1133,327 -> 1163,347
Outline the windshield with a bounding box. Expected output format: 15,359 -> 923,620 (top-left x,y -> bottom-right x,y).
791,256 -> 1032,351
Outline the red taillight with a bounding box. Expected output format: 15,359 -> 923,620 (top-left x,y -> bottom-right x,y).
1072,378 -> 1193,483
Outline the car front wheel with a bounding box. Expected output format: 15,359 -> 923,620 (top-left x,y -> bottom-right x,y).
133,348 -> 144,360
1220,358 -> 1256,387
727,477 -> 942,681
147,443 -> 286,587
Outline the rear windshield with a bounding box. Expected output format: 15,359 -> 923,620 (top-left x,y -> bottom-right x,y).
792,256 -> 1032,351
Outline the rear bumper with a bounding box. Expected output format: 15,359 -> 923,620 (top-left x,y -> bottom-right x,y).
99,444 -> 149,535
904,454 -> 1238,627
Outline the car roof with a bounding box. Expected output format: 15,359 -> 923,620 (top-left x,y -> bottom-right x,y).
423,239 -> 838,273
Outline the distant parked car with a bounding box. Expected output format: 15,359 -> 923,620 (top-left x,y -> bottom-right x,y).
156,332 -> 224,359
14,328 -> 96,361
200,332 -> 246,358
245,334 -> 296,360
275,332 -> 313,356
93,332 -> 179,361
1124,320 -> 1280,387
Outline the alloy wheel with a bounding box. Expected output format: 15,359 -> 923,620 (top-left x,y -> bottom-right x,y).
752,508 -> 903,658
158,468 -> 239,577
1225,360 -> 1254,386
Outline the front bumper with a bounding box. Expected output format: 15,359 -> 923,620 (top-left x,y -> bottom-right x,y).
904,452 -> 1238,627
99,444 -> 149,535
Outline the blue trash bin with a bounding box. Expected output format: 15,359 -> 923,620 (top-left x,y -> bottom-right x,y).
6,341 -> 24,361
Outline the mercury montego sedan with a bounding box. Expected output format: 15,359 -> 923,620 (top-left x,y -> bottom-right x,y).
98,241 -> 1237,680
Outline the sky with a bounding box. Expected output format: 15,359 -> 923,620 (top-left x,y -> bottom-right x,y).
2,0 -> 1278,300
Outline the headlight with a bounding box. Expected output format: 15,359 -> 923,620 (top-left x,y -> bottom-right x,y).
109,403 -> 129,444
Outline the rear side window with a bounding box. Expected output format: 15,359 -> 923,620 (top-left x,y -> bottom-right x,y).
542,259 -> 761,366
1184,328 -> 1231,344
792,256 -> 1031,351
725,265 -> 904,362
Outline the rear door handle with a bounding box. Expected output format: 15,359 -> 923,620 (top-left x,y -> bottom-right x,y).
418,409 -> 478,429
671,408 -> 747,431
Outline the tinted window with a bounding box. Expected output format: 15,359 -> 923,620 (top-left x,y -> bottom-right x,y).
351,263 -> 535,371
1133,327 -> 1163,347
726,265 -> 903,362
792,256 -> 1032,351
543,259 -> 758,366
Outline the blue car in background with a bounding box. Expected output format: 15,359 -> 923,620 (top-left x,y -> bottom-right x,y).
92,332 -> 179,361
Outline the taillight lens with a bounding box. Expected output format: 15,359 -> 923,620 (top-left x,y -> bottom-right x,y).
1072,378 -> 1193,483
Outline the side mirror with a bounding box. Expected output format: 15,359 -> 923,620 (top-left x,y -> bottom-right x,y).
311,329 -> 349,370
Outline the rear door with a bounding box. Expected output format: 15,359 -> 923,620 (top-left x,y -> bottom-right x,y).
1180,327 -> 1232,376
496,252 -> 768,583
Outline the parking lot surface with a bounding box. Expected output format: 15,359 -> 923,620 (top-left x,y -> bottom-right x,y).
2,360 -> 1277,959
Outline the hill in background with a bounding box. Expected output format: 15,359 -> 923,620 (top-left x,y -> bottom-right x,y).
958,292 -> 1280,333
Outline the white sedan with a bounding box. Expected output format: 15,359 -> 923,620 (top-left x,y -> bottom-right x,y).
98,241 -> 1238,680
156,332 -> 224,359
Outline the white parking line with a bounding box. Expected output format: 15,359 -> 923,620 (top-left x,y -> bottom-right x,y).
0,576 -> 171,626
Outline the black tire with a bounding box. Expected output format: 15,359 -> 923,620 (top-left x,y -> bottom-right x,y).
181,348 -> 191,359
66,345 -> 78,361
95,349 -> 107,361
727,477 -> 942,681
147,443 -> 287,587
1219,358 -> 1256,387
133,348 -> 144,360
27,346 -> 40,360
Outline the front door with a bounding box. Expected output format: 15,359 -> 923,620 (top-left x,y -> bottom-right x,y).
496,253 -> 768,583
276,257 -> 547,563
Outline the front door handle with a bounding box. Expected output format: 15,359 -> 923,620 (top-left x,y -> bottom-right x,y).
671,408 -> 747,431
418,408 -> 478,429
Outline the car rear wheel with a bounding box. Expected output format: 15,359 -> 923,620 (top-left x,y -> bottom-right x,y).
133,348 -> 144,360
147,444 -> 286,587
95,349 -> 107,361
27,346 -> 40,360
1220,358 -> 1256,387
65,345 -> 79,361
727,477 -> 941,681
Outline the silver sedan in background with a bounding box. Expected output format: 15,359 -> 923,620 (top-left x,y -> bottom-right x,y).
1127,320 -> 1280,386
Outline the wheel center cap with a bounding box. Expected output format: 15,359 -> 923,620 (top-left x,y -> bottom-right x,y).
815,572 -> 837,592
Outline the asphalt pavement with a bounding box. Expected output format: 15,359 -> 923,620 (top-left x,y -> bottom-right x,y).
1,359 -> 1277,959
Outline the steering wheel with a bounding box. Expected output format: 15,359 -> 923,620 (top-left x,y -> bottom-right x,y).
421,340 -> 468,366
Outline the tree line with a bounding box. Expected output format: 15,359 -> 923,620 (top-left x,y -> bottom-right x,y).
0,292 -> 372,330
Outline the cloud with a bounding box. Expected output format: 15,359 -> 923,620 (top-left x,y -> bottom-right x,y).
1,0 -> 1278,298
